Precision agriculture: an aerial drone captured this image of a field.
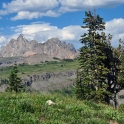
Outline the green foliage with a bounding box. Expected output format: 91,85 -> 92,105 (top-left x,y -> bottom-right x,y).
118,104 -> 124,112
75,70 -> 83,99
62,59 -> 74,62
6,62 -> 24,93
76,10 -> 110,102
0,93 -> 124,124
76,10 -> 124,104
18,101 -> 34,113
52,86 -> 75,97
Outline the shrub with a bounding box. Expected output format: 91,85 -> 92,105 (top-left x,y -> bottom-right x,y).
118,104 -> 124,112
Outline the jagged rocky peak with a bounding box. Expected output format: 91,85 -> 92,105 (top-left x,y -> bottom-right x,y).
45,38 -> 77,53
17,34 -> 24,41
8,34 -> 26,43
16,33 -> 28,44
0,34 -> 78,59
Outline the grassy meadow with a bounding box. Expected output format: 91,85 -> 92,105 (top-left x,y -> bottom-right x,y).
0,92 -> 124,124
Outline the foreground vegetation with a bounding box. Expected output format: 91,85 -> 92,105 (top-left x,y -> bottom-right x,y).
0,92 -> 124,124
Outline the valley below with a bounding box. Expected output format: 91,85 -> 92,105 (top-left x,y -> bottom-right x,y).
0,59 -> 78,93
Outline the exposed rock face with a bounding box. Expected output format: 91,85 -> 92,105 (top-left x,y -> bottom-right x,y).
43,38 -> 77,59
0,70 -> 76,92
22,70 -> 76,92
0,34 -> 78,59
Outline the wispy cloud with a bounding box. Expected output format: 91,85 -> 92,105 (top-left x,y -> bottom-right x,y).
59,0 -> 124,12
11,11 -> 59,20
0,0 -> 124,20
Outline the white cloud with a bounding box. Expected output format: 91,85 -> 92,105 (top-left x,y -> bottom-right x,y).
5,23 -> 85,49
59,0 -> 124,13
0,0 -> 124,20
2,0 -> 59,13
0,0 -> 59,20
0,36 -> 6,43
0,36 -> 7,48
11,10 -> 59,20
106,18 -> 124,34
10,23 -> 85,44
11,11 -> 41,20
105,18 -> 124,47
1,18 -> 124,49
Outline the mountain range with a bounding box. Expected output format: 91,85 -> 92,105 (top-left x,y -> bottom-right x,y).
0,34 -> 78,60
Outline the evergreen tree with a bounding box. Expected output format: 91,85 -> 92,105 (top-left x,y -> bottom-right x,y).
6,62 -> 24,93
76,10 -> 124,104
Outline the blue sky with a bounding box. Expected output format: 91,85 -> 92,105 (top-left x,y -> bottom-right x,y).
0,0 -> 124,49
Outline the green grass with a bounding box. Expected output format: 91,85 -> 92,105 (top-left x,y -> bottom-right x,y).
0,60 -> 79,80
0,92 -> 124,124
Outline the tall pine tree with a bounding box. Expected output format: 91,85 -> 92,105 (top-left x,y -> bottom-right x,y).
76,10 -> 124,104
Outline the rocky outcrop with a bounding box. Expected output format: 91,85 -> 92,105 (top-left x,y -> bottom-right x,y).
1,34 -> 29,57
24,71 -> 76,83
43,38 -> 77,59
0,34 -> 78,59
22,70 -> 76,92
